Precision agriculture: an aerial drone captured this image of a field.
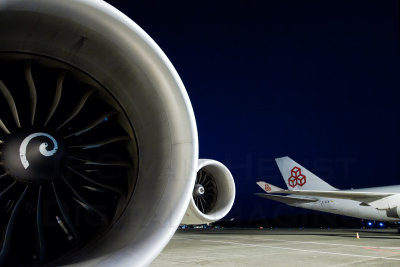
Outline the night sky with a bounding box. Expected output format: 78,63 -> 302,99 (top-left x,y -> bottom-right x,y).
107,1 -> 400,223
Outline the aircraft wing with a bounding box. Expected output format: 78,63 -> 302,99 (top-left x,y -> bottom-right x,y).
257,181 -> 395,203
255,193 -> 318,204
271,189 -> 394,203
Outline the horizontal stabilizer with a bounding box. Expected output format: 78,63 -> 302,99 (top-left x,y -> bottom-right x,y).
255,193 -> 318,204
270,189 -> 394,203
256,181 -> 283,193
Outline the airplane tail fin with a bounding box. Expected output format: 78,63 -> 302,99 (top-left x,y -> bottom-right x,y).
256,181 -> 284,193
275,156 -> 337,191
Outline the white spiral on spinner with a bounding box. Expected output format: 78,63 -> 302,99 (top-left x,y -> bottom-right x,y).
19,132 -> 59,169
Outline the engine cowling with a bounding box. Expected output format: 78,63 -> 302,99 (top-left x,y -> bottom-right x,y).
181,159 -> 235,225
0,0 -> 235,266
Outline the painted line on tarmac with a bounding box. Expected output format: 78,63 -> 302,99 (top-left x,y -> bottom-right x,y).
362,246 -> 400,255
174,237 -> 400,261
176,234 -> 400,250
250,237 -> 400,250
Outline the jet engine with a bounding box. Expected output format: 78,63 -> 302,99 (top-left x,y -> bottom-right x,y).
182,159 -> 235,225
0,0 -> 234,266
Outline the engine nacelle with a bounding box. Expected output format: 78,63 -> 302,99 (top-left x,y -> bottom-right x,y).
181,159 -> 235,225
386,207 -> 400,219
0,0 -> 225,266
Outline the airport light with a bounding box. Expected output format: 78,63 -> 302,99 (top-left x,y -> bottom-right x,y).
368,222 -> 373,226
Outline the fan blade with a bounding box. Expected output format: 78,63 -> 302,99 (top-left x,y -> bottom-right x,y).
203,179 -> 212,187
36,186 -> 46,263
68,156 -> 131,168
0,119 -> 10,135
66,165 -> 124,196
55,216 -> 74,241
197,172 -> 203,183
44,71 -> 66,126
0,80 -> 21,128
52,182 -> 79,242
198,196 -> 205,213
24,61 -> 37,126
0,182 -> 16,201
61,176 -> 109,224
56,88 -> 95,131
0,185 -> 29,264
201,172 -> 208,185
68,136 -> 130,150
64,111 -> 117,139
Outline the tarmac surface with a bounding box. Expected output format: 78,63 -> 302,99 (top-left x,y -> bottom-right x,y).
152,228 -> 400,266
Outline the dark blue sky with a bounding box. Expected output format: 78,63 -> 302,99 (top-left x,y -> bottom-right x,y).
107,1 -> 400,221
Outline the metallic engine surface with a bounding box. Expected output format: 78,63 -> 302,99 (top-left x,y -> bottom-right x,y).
182,159 -> 236,225
0,0 -> 198,266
